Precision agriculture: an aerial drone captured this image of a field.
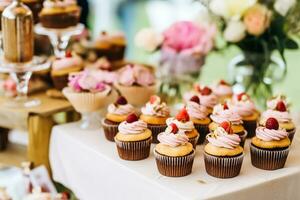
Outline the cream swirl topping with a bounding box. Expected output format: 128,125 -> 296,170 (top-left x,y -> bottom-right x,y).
256,126 -> 288,142
108,103 -> 135,115
211,84 -> 233,97
157,128 -> 189,147
228,98 -> 256,117
186,101 -> 209,120
267,95 -> 288,110
207,127 -> 241,149
261,109 -> 291,123
43,0 -> 76,8
141,97 -> 170,117
52,56 -> 82,71
118,120 -> 147,135
199,93 -> 218,108
210,104 -> 243,125
166,118 -> 194,132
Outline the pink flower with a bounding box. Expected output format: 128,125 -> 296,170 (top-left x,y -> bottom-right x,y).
68,72 -> 83,92
118,65 -> 155,87
163,21 -> 215,54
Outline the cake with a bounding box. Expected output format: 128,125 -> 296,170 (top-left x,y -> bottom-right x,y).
154,123 -> 195,177
0,0 -> 12,30
209,103 -> 247,146
251,117 -> 291,170
39,0 -> 81,29
260,95 -> 296,142
114,64 -> 156,106
51,51 -> 83,90
211,80 -> 233,103
228,92 -> 259,138
102,96 -> 135,142
166,108 -> 199,149
204,121 -> 244,178
114,113 -> 152,160
186,95 -> 211,144
140,95 -> 170,143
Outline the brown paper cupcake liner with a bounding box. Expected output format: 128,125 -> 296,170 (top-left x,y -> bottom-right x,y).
250,144 -> 290,170
101,119 -> 119,142
115,137 -> 152,161
0,128 -> 9,151
194,123 -> 209,145
154,150 -> 195,177
147,124 -> 167,144
288,129 -> 296,143
189,135 -> 199,149
243,120 -> 257,138
51,74 -> 69,91
204,152 -> 244,178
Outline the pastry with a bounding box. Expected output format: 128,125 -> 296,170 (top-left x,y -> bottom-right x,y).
211,79 -> 233,103
154,123 -> 195,177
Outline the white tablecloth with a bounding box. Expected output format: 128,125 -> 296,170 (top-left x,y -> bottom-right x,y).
50,122 -> 300,200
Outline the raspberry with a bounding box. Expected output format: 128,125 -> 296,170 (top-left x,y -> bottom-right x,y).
170,123 -> 179,134
265,117 -> 279,130
150,95 -> 159,104
126,113 -> 138,123
116,96 -> 127,105
276,101 -> 287,112
65,50 -> 72,58
219,80 -> 229,85
201,86 -> 212,96
176,108 -> 190,122
223,103 -> 229,110
190,95 -> 200,104
220,121 -> 231,133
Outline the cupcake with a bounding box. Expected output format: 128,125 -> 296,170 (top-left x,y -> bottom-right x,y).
209,103 -> 247,146
186,95 -> 211,144
114,113 -> 152,161
114,64 -> 156,106
166,108 -> 199,149
204,121 -> 244,178
39,0 -> 81,29
0,0 -> 12,30
102,96 -> 135,142
51,51 -> 83,90
154,123 -> 195,177
140,95 -> 170,143
228,92 -> 259,138
260,95 -> 296,142
211,80 -> 233,103
251,117 -> 291,170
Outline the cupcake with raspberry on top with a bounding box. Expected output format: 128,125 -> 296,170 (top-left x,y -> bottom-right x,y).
260,95 -> 296,142
211,80 -> 233,103
186,95 -> 211,144
251,117 -> 291,170
140,95 -> 170,143
228,92 -> 259,138
198,86 -> 218,115
102,96 -> 135,142
166,108 -> 199,148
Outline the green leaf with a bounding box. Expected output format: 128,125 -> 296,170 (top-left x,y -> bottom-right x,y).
284,39 -> 299,49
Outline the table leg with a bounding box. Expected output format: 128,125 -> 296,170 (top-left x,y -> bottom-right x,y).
27,114 -> 54,172
0,127 -> 9,151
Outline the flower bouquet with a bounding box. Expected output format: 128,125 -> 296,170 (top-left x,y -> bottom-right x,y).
135,21 -> 216,105
204,0 -> 300,106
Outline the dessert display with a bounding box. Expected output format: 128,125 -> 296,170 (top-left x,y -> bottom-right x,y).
154,123 -> 195,177
209,103 -> 247,146
22,0 -> 43,23
102,96 -> 135,142
0,0 -> 12,30
39,0 -> 81,29
260,95 -> 296,142
166,108 -> 199,148
114,64 -> 156,106
51,51 -> 83,90
228,92 -> 259,138
140,95 -> 170,143
211,80 -> 233,103
114,113 -> 152,160
186,95 -> 211,144
204,121 -> 244,178
251,117 -> 291,170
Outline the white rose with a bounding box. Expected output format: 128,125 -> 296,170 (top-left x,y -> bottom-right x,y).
274,0 -> 296,16
223,20 -> 246,43
134,28 -> 163,52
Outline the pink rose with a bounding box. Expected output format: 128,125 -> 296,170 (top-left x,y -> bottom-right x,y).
118,65 -> 155,87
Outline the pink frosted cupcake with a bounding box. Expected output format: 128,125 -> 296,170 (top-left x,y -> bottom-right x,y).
209,103 -> 247,146
228,92 -> 259,138
260,95 -> 296,142
186,95 -> 211,144
211,80 -> 233,103
114,64 -> 156,106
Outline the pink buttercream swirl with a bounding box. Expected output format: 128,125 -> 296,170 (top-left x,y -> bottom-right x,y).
267,95 -> 288,110
183,91 -> 198,103
118,120 -> 147,135
43,0 -> 76,8
52,56 -> 83,71
228,97 -> 257,117
166,118 -> 194,132
107,103 -> 135,115
210,104 -> 243,125
207,127 -> 241,149
186,101 -> 209,120
256,126 -> 288,142
118,65 -> 155,87
157,126 -> 189,147
261,109 -> 291,124
211,84 -> 233,97
199,93 -> 218,108
141,97 -> 170,117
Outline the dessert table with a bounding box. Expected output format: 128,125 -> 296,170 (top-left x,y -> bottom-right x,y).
50,122 -> 300,200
